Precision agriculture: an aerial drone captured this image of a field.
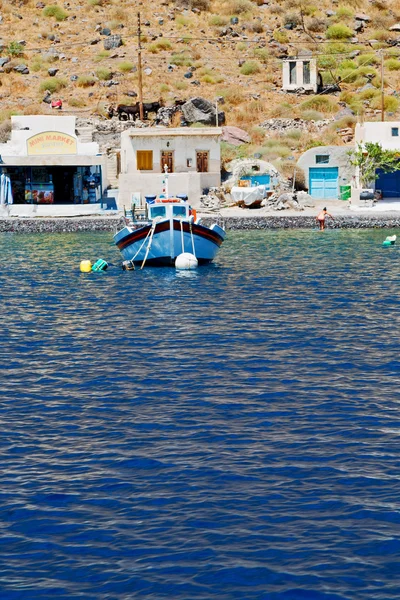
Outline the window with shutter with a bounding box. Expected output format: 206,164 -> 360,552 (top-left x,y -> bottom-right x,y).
136,150 -> 153,171
161,151 -> 174,173
196,151 -> 209,173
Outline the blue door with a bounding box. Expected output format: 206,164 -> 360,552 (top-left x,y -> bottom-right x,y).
376,169 -> 400,198
309,167 -> 339,199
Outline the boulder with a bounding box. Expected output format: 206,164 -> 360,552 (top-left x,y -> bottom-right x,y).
14,64 -> 29,74
334,106 -> 355,120
103,34 -> 122,50
101,28 -> 111,36
182,97 -> 225,125
354,20 -> 364,33
355,13 -> 370,22
0,57 -> 9,68
389,23 -> 400,32
48,67 -> 59,76
221,126 -> 251,146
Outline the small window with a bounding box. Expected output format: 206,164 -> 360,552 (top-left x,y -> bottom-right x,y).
150,206 -> 166,218
316,155 -> 330,164
391,127 -> 399,137
173,206 -> 187,217
137,150 -> 153,170
303,61 -> 310,85
289,61 -> 297,85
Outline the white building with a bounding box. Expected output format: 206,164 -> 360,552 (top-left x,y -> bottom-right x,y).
355,122 -> 400,198
0,116 -> 109,216
118,127 -> 222,208
282,58 -> 318,93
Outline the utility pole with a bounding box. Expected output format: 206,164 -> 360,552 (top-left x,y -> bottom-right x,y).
381,51 -> 385,122
137,12 -> 144,121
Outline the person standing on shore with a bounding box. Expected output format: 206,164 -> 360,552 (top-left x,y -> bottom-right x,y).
316,207 -> 334,231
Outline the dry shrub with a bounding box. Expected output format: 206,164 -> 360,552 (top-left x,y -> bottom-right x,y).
219,0 -> 254,15
0,120 -> 11,142
218,87 -> 245,105
307,17 -> 327,32
23,103 -> 42,115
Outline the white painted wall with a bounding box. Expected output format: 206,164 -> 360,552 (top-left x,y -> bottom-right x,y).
0,115 -> 99,157
118,128 -> 221,207
355,122 -> 400,150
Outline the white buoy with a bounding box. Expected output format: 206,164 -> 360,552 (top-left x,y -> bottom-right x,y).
175,252 -> 198,270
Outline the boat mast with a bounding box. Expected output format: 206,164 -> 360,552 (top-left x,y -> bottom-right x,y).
163,164 -> 169,199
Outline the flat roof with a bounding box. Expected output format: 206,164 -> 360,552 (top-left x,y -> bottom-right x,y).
128,127 -> 222,138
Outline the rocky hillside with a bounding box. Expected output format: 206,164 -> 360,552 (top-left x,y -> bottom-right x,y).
1,0 -> 400,167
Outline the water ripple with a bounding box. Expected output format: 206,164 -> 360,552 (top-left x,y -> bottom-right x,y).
0,229 -> 400,599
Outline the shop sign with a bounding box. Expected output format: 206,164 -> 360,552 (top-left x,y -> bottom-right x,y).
27,131 -> 77,155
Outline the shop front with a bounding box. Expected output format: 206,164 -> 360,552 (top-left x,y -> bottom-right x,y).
0,116 -> 107,213
2,165 -> 102,205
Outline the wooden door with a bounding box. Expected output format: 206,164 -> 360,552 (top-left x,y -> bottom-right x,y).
161,151 -> 174,173
196,151 -> 209,173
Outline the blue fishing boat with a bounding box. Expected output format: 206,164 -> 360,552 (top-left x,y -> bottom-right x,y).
114,198 -> 225,267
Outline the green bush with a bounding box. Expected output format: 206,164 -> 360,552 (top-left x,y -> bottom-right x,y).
253,48 -> 269,63
300,96 -> 337,113
39,77 -> 67,93
339,59 -> 357,70
7,41 -> 24,57
118,61 -> 134,73
42,5 -> 69,21
371,95 -> 399,112
357,54 -> 379,67
356,66 -> 378,83
318,56 -> 337,69
76,75 -> 97,87
326,24 -> 353,39
240,60 -> 260,75
337,68 -> 358,83
94,50 -> 110,62
273,30 -> 289,43
95,67 -> 112,81
170,53 -> 192,67
358,88 -> 379,100
209,15 -> 228,26
325,42 -> 349,54
88,0 -> 103,5
151,39 -> 172,52
385,58 -> 400,71
335,5 -> 354,19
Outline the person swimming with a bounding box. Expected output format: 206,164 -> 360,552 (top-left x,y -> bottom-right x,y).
316,207 -> 334,231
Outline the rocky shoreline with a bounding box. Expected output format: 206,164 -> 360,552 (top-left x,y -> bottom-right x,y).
0,217 -> 126,234
1,214 -> 400,234
201,214 -> 400,230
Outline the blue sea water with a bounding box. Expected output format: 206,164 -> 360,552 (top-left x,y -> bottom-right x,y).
0,228 -> 400,600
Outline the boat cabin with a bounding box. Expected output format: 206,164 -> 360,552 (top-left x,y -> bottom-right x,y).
149,201 -> 189,220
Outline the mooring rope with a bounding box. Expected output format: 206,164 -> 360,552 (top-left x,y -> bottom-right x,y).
140,218 -> 163,270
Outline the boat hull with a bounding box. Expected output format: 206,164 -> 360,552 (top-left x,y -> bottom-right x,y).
114,219 -> 225,266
